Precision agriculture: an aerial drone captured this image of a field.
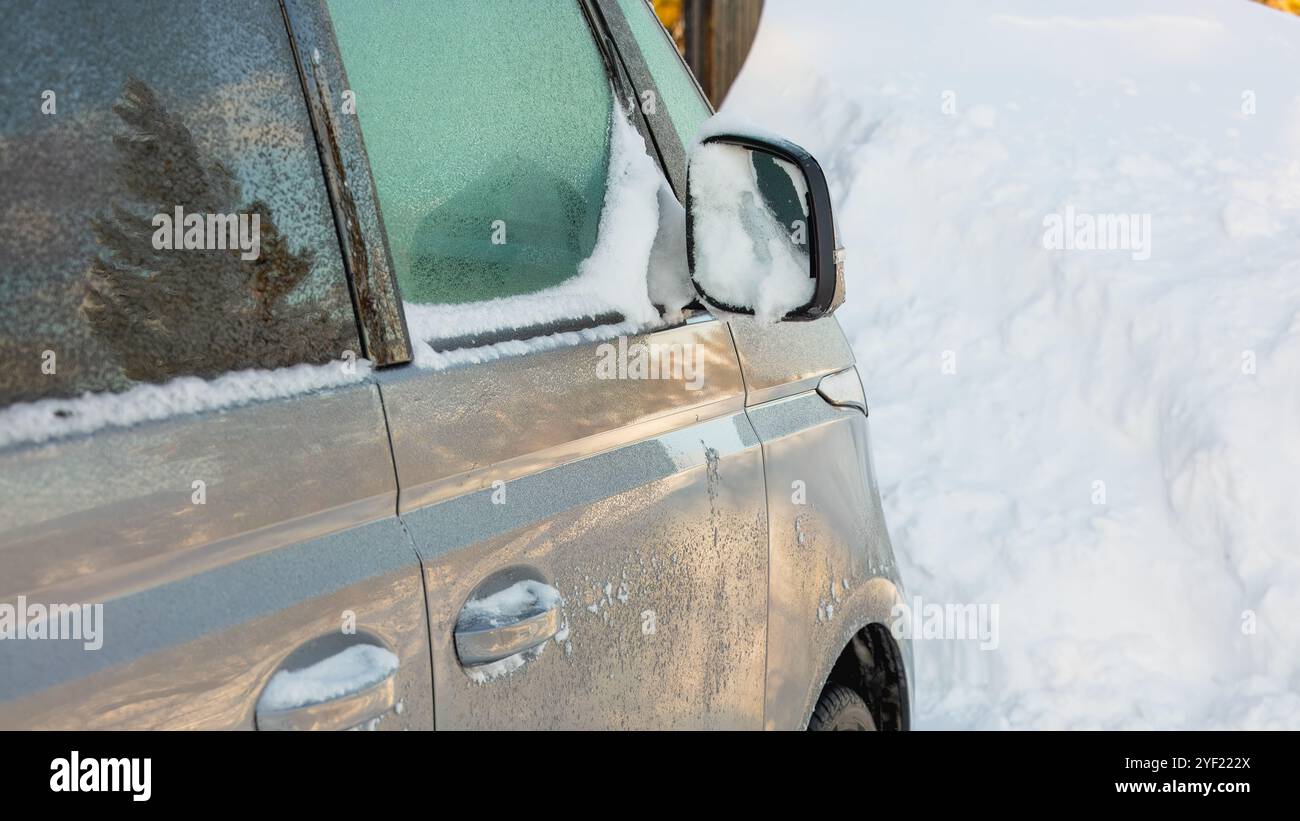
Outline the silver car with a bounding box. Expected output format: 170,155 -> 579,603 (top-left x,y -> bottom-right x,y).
0,0 -> 909,731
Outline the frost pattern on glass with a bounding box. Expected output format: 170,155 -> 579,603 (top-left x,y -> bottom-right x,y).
0,0 -> 358,409
328,0 -> 614,307
616,0 -> 713,149
402,110 -> 682,368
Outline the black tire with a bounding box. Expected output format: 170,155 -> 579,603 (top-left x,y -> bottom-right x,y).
808,683 -> 877,731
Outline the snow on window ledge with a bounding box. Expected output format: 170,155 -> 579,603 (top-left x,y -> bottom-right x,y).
0,356 -> 371,451
403,107 -> 693,369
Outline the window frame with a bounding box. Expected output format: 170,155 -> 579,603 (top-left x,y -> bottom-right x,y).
280,0 -> 414,368
584,0 -> 715,321
589,0 -> 716,201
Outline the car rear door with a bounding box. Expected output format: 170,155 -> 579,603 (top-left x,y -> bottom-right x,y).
0,0 -> 431,730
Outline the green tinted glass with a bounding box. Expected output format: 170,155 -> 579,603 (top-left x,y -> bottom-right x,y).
616,0 -> 712,149
327,0 -> 613,305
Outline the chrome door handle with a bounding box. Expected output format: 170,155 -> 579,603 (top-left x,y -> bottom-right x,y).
256,668 -> 398,731
454,606 -> 561,666
255,642 -> 400,731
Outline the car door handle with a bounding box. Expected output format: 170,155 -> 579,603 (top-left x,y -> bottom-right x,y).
256,672 -> 397,731
255,643 -> 400,731
454,605 -> 561,666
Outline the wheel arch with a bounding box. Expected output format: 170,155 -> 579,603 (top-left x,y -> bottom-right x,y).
820,622 -> 910,731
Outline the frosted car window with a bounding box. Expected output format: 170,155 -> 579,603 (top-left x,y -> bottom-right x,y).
616,0 -> 713,149
0,0 -> 359,410
327,0 -> 613,307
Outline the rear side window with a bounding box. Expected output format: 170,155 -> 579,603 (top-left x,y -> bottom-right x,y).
0,0 -> 359,408
326,0 -> 614,308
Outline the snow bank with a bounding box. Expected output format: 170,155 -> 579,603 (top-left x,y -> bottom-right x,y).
258,643 -> 399,712
727,0 -> 1300,728
407,107 -> 693,367
0,357 -> 370,450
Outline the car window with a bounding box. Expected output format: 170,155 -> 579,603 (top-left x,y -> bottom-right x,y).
0,0 -> 359,409
326,0 -> 614,309
616,0 -> 713,150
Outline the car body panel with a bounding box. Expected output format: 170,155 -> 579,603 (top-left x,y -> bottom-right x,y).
382,320 -> 770,729
0,384 -> 433,729
744,391 -> 907,729
580,0 -> 910,728
727,314 -> 856,406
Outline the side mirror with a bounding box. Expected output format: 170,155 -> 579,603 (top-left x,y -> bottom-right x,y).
686,134 -> 843,321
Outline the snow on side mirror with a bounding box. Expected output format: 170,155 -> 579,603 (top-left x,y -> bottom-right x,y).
686,134 -> 843,321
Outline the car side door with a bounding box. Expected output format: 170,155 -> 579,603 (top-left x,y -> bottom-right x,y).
0,0 -> 431,730
322,0 -> 770,729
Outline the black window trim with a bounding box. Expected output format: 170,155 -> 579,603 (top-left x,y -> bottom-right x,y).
279,0 -> 413,368
581,0 -> 692,201
623,0 -> 717,124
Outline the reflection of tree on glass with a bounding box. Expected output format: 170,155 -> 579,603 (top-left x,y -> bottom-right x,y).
81,78 -> 353,383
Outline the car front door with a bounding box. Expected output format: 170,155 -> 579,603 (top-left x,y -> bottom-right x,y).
324,0 -> 769,729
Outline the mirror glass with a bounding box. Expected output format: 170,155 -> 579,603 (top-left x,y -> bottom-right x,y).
689,141 -> 814,320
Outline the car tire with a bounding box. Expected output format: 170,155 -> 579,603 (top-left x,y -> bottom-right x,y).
808,683 -> 877,731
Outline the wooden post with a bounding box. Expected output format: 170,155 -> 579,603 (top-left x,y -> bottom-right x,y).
680,0 -> 764,108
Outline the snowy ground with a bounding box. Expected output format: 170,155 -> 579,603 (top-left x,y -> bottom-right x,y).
724,0 -> 1300,728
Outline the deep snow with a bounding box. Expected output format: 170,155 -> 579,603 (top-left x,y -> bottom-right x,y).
724,0 -> 1300,728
